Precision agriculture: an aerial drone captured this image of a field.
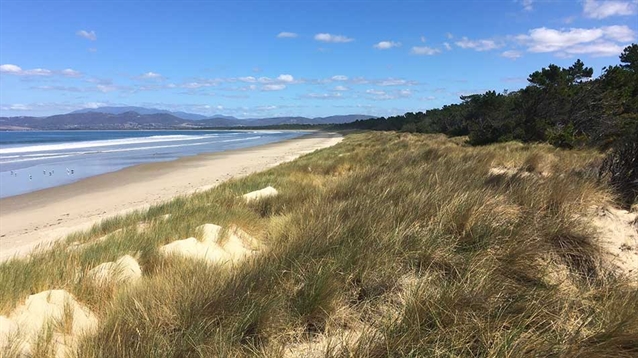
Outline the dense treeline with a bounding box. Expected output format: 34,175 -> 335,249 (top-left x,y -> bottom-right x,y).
338,44 -> 638,206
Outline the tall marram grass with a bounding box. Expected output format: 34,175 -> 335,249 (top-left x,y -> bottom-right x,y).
1,132 -> 636,357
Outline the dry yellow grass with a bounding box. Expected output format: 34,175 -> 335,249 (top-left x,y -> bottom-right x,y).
1,132 -> 636,357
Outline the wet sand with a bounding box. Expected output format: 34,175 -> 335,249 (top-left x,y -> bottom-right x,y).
0,131 -> 342,260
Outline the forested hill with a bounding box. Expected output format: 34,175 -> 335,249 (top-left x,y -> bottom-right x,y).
337,44 -> 638,205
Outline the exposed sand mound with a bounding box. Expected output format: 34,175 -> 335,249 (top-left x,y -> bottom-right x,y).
592,206 -> 638,279
159,223 -> 260,265
221,225 -> 261,260
197,223 -> 223,242
87,255 -> 142,286
159,237 -> 231,264
283,327 -> 365,357
243,186 -> 278,202
0,290 -> 98,357
488,166 -> 547,179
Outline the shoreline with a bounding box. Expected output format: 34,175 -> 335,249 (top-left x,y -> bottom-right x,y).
0,131 -> 342,260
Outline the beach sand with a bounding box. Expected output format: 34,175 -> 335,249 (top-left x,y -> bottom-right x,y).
0,131 -> 342,261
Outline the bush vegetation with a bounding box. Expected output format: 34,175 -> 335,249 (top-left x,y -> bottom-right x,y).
1,132 -> 636,357
337,45 -> 638,206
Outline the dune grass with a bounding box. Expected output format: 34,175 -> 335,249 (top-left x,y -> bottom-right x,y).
1,132 -> 637,357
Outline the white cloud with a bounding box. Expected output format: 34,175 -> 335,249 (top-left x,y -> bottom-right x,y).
25,68 -> 53,76
277,74 -> 294,82
398,89 -> 412,97
520,0 -> 534,11
0,64 -> 22,73
517,25 -> 634,56
0,64 -> 53,76
603,25 -> 636,41
379,79 -> 408,86
181,82 -> 214,89
262,84 -> 286,91
334,85 -> 349,91
96,85 -> 118,93
421,36 -> 427,43
61,69 -> 82,77
374,41 -> 401,49
140,72 -> 163,80
446,33 -> 454,39
583,0 -> 636,19
277,32 -> 298,38
366,89 -> 386,96
331,75 -> 348,81
443,42 -> 452,50
455,37 -> 502,51
501,50 -> 522,59
411,46 -> 441,55
314,33 -> 354,43
76,30 -> 97,41
5,104 -> 31,111
559,42 -> 627,57
305,93 -> 343,99
238,76 -> 257,83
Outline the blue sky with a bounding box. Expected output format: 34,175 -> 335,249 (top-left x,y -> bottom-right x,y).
1,0 -> 637,118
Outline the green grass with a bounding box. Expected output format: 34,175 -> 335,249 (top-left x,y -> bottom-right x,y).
1,132 -> 637,357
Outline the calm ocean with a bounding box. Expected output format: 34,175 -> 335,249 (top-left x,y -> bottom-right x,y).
0,130 -> 307,198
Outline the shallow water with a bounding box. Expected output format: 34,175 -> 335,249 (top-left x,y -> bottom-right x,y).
0,130 -> 307,198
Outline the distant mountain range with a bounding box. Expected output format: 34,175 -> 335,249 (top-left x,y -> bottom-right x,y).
0,106 -> 375,130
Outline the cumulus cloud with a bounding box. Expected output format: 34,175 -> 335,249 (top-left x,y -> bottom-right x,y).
262,84 -> 286,91
334,85 -> 349,91
411,46 -> 441,55
277,32 -> 298,38
277,74 -> 294,82
238,76 -> 257,83
0,64 -> 22,73
443,42 -> 452,50
61,69 -> 82,77
76,30 -> 97,41
314,33 -> 354,43
501,50 -> 522,59
455,37 -> 502,51
331,75 -> 348,81
373,41 -> 401,49
516,25 -> 635,56
0,64 -> 53,76
583,0 -> 637,19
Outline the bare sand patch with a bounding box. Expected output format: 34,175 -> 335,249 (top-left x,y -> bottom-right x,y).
159,223 -> 260,266
87,255 -> 142,286
243,186 -> 278,203
0,289 -> 98,357
591,206 -> 638,279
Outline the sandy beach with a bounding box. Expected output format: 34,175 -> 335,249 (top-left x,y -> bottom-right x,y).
0,131 -> 342,260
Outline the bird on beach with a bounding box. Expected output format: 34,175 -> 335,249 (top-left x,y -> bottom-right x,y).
29,175 -> 32,180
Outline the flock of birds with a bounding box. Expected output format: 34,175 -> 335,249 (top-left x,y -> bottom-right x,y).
8,168 -> 75,180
